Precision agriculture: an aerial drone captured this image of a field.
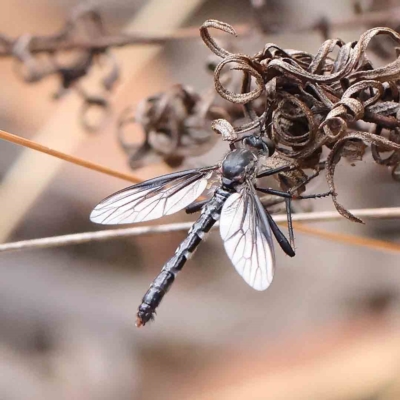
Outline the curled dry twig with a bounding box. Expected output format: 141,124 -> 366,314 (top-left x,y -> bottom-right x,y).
116,46 -> 268,168
3,4 -> 121,131
199,20 -> 400,222
117,84 -> 230,168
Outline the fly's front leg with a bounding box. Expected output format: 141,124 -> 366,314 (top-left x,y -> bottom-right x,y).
291,190 -> 333,200
286,160 -> 327,195
256,164 -> 296,178
255,187 -> 333,200
257,161 -> 327,194
288,169 -> 321,195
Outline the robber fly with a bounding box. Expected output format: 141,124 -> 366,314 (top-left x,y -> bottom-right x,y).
90,135 -> 331,327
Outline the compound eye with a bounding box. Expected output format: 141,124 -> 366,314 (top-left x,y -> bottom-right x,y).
262,137 -> 275,156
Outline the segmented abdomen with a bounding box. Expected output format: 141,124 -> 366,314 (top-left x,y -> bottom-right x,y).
136,189 -> 229,326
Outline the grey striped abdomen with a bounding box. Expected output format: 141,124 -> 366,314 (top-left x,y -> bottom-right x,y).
136,189 -> 229,326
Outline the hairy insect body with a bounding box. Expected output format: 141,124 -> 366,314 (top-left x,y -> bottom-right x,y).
136,187 -> 231,326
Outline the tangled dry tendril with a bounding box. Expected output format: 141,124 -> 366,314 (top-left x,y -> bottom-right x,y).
200,19 -> 400,223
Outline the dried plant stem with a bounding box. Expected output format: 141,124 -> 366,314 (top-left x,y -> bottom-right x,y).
0,129 -> 140,183
1,207 -> 400,254
0,0 -> 205,243
293,7 -> 400,33
1,126 -> 397,255
292,223 -> 400,254
280,207 -> 400,222
0,24 -> 250,56
1,7 -> 399,57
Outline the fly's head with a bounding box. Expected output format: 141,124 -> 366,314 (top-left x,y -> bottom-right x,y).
243,135 -> 275,158
221,149 -> 258,189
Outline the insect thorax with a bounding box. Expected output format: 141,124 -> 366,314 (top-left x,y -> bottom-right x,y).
221,149 -> 258,188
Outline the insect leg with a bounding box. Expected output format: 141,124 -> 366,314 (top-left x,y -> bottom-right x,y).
287,169 -> 321,194
256,187 -> 295,249
257,164 -> 295,178
293,190 -> 333,200
256,186 -> 333,200
263,208 -> 295,257
185,199 -> 210,214
256,187 -> 291,198
258,160 -> 326,190
256,185 -> 332,252
285,198 -> 295,249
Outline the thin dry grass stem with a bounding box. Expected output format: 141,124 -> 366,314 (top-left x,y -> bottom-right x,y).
0,129 -> 140,183
1,207 -> 399,254
1,127 -> 399,256
0,0 -> 204,243
2,7 -> 399,57
0,24 -> 251,56
292,222 -> 400,254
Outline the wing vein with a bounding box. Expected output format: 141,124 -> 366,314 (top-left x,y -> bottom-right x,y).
90,168 -> 215,225
220,188 -> 275,291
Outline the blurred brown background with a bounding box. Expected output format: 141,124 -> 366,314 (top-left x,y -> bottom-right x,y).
0,1 -> 400,399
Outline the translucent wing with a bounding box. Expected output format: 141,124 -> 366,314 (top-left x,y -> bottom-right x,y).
90,167 -> 216,225
220,187 -> 275,291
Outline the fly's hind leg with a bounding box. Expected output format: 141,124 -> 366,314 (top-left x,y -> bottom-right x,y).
185,199 -> 210,214
264,207 -> 295,257
255,186 -> 333,252
285,198 -> 295,250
